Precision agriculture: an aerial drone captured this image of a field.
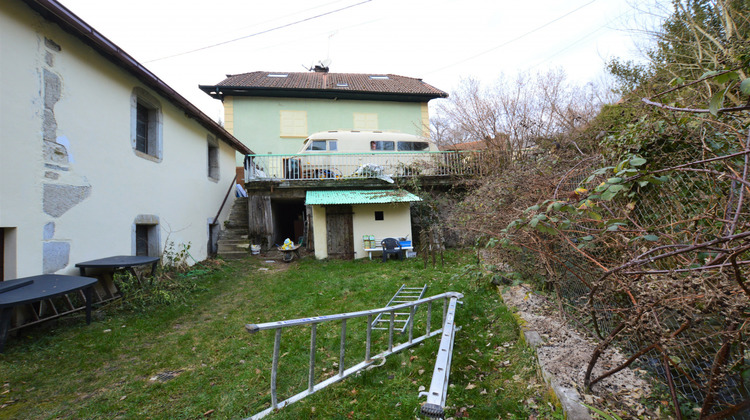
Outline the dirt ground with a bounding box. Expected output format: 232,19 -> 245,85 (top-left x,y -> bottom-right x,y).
500,284 -> 657,418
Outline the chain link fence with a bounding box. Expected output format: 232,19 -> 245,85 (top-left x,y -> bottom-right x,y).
542,158 -> 749,419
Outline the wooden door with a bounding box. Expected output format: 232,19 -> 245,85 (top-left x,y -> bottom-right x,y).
326,205 -> 354,260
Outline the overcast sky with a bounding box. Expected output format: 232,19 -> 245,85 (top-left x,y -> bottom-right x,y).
57,0 -> 654,121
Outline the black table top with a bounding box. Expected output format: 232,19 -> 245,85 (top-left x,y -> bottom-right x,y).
0,274 -> 97,308
75,255 -> 160,269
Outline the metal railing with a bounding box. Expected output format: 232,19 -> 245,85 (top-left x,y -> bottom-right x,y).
244,291 -> 463,419
244,151 -> 487,182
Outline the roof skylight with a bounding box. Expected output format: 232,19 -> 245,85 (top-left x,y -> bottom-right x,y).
267,74 -> 288,78
369,75 -> 389,80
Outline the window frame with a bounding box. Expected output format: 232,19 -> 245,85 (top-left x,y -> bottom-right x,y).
133,215 -> 160,257
130,87 -> 163,162
370,141 -> 394,151
207,135 -> 220,181
306,139 -> 337,152
397,141 -> 430,151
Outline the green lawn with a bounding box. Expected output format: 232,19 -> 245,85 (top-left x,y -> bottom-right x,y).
0,250 -> 562,419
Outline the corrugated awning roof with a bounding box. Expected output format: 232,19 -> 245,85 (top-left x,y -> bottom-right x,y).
306,190 -> 421,205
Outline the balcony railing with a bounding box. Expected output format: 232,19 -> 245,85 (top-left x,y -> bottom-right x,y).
244,151 -> 488,183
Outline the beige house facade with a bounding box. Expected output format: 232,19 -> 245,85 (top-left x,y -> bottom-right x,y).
0,0 -> 251,280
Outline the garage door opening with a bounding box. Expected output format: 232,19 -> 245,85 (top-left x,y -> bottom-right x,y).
271,199 -> 306,247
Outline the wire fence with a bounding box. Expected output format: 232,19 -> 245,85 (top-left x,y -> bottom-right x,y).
543,158 -> 750,419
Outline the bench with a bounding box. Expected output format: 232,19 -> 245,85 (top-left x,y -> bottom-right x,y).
363,237 -> 414,260
0,274 -> 97,352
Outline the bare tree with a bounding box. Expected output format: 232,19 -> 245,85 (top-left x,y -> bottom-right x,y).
434,69 -> 614,160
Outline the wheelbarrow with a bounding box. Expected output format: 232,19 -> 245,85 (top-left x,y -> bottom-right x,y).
277,244 -> 301,262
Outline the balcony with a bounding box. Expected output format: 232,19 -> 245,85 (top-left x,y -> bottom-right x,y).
244,151 -> 488,183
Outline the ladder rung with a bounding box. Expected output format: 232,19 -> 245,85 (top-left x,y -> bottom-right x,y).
372,284 -> 428,332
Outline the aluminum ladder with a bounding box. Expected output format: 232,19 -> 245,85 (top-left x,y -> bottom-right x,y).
370,284 -> 427,333
244,291 -> 462,419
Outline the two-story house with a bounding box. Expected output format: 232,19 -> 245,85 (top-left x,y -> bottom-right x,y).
199,67 -> 448,160
198,68 -> 447,256
0,0 -> 252,281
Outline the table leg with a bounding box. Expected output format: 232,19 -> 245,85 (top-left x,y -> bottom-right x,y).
84,286 -> 93,325
0,307 -> 12,353
127,267 -> 143,286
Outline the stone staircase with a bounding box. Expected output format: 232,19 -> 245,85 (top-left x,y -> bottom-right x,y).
217,196 -> 250,259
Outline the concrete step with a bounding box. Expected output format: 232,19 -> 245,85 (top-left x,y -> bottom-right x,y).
220,231 -> 249,242
217,241 -> 250,253
218,197 -> 249,244
224,221 -> 249,229
218,251 -> 250,260
218,239 -> 250,246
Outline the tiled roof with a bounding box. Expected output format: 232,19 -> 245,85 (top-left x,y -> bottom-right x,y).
200,72 -> 447,102
440,140 -> 488,151
306,189 -> 422,205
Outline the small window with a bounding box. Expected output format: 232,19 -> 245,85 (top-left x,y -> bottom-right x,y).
131,87 -> 163,161
336,82 -> 349,87
135,224 -> 159,257
369,75 -> 389,80
370,141 -> 394,151
307,140 -> 336,151
374,211 -> 384,221
268,74 -> 288,78
310,140 -> 327,151
133,215 -> 160,257
207,135 -> 219,181
135,225 -> 150,256
135,103 -> 149,153
397,141 -> 430,151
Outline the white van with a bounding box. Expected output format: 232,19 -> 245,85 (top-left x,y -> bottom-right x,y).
288,131 -> 438,179
297,130 -> 438,154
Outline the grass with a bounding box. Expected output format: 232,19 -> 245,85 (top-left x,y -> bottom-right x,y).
0,250 -> 563,419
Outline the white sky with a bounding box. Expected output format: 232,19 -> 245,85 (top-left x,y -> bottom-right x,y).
57,0 -> 653,121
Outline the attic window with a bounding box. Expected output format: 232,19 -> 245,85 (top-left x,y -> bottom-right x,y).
267,74 -> 288,78
369,75 -> 389,80
336,83 -> 349,87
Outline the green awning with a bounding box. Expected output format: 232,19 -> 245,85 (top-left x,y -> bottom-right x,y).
305,190 -> 422,205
